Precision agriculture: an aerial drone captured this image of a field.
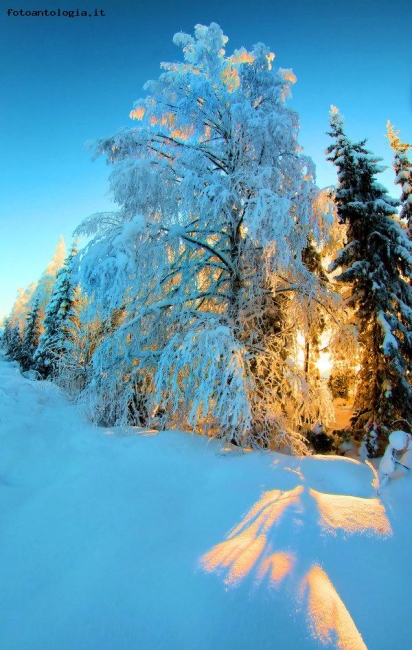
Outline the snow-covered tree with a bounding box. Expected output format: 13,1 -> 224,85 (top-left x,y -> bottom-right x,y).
77,24 -> 335,448
34,244 -> 79,378
327,108 -> 412,456
7,283 -> 37,337
2,238 -> 66,369
2,318 -> 23,363
43,293 -> 103,395
386,121 -> 412,232
315,189 -> 359,401
301,240 -> 328,377
0,317 -> 11,349
30,236 -> 67,332
20,299 -> 41,371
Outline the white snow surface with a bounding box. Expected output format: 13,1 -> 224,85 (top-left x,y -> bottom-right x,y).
1,354 -> 411,650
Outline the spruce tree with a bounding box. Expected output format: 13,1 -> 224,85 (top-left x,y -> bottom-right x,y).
1,317 -> 12,351
7,283 -> 37,338
327,108 -> 412,456
30,236 -> 67,331
5,324 -> 23,363
34,246 -> 79,378
386,121 -> 412,232
20,299 -> 41,372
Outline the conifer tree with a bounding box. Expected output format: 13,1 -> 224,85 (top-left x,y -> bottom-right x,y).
34,245 -> 79,378
386,121 -> 412,232
4,323 -> 23,363
63,302 -> 110,396
20,299 -> 41,372
30,236 -> 67,331
327,108 -> 412,456
1,317 -> 12,351
8,283 -> 37,336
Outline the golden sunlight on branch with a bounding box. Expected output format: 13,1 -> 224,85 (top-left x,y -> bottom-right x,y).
170,124 -> 194,140
282,70 -> 297,84
231,51 -> 254,65
266,52 -> 275,69
129,106 -> 145,120
221,67 -> 241,92
150,113 -> 178,129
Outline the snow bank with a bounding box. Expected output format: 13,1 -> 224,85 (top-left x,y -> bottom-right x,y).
0,354 -> 411,649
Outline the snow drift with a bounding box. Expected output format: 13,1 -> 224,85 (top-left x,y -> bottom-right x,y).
0,354 -> 411,649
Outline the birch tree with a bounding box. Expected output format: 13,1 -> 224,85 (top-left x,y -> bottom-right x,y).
77,24 -> 335,448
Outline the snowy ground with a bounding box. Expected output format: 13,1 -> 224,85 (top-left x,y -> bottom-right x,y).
0,354 -> 411,650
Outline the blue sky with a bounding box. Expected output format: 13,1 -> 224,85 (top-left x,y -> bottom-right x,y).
1,0 -> 411,319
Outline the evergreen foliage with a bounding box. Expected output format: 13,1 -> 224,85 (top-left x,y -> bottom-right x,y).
327,108 -> 412,456
7,283 -> 37,337
386,121 -> 412,232
20,299 -> 41,371
1,317 -> 12,351
3,321 -> 23,363
34,245 -> 79,378
30,236 -> 67,329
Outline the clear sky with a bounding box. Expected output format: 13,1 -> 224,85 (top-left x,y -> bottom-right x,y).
1,0 -> 411,319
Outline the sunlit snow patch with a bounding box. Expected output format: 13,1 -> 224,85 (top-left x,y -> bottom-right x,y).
300,565 -> 367,650
310,489 -> 392,537
201,486 -> 303,587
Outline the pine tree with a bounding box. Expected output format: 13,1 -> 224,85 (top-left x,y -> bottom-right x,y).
8,283 -> 37,336
386,121 -> 412,232
56,306 -> 101,394
34,245 -> 79,378
30,236 -> 67,333
4,323 -> 23,363
20,299 -> 41,372
327,108 -> 412,456
1,317 -> 12,350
